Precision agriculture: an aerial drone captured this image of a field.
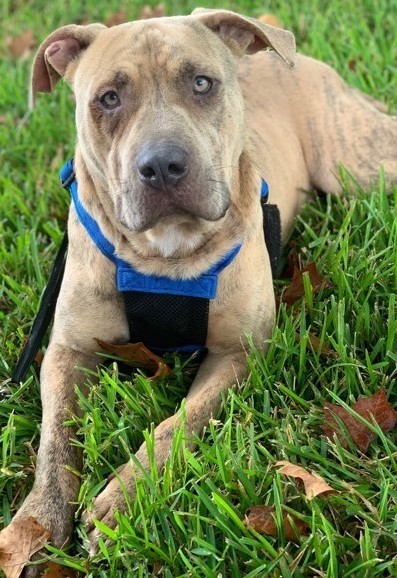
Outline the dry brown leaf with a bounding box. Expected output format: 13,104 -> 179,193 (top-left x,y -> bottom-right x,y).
280,248 -> 300,279
105,10 -> 128,27
44,561 -> 79,577
244,505 -> 308,541
139,4 -> 165,19
348,59 -> 357,72
322,388 -> 397,452
282,262 -> 332,306
295,332 -> 338,359
7,30 -> 36,60
307,333 -> 338,358
34,349 -> 44,368
277,461 -> 336,500
96,339 -> 170,379
257,14 -> 281,28
0,517 -> 50,578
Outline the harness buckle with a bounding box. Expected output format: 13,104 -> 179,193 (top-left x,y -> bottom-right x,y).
60,158 -> 75,190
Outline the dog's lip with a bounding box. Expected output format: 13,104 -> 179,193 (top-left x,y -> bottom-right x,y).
118,206 -> 193,233
118,198 -> 230,234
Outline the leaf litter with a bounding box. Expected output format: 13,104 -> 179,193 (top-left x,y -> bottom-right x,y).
322,388 -> 397,452
0,518 -> 79,577
95,339 -> 171,379
276,461 -> 336,499
244,505 -> 309,541
281,262 -> 333,306
0,517 -> 49,578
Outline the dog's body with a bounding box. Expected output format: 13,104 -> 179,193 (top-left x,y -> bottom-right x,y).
5,9 -> 397,575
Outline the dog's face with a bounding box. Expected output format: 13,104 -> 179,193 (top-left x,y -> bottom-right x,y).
74,19 -> 243,236
32,11 -> 295,255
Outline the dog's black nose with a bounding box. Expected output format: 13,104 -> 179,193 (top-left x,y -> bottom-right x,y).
137,145 -> 189,189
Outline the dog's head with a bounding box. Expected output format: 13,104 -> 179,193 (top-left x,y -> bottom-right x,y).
32,10 -> 295,256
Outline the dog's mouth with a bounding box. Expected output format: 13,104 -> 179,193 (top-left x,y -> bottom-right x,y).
115,182 -> 231,234
142,213 -> 212,257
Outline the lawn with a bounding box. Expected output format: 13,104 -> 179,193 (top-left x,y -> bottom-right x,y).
1,0 -> 397,577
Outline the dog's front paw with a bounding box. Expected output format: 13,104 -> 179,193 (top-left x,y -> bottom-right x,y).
2,491 -> 76,577
83,464 -> 136,553
13,490 -> 75,546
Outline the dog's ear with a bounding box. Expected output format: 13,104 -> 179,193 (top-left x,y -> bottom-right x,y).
30,23 -> 106,107
192,8 -> 295,66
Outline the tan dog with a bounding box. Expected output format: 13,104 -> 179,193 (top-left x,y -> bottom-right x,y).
7,8 -> 397,575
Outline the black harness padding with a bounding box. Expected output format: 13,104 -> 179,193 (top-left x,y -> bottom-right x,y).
261,200 -> 282,278
122,199 -> 282,355
123,291 -> 209,353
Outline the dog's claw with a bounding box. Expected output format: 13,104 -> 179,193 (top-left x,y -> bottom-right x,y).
83,475 -> 127,552
86,528 -> 101,556
84,509 -> 116,555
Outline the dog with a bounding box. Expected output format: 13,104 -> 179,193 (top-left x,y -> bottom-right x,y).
4,8 -> 397,576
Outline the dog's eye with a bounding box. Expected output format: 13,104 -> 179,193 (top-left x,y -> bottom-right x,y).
99,91 -> 120,109
193,76 -> 212,95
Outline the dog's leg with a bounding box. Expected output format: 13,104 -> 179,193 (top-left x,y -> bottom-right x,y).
295,57 -> 397,192
84,351 -> 247,549
11,345 -> 98,578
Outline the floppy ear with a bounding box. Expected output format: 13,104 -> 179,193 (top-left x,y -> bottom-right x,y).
191,8 -> 296,66
30,23 -> 106,107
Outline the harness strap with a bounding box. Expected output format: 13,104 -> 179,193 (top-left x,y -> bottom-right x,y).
61,160 -> 248,353
262,200 -> 281,278
63,160 -> 242,300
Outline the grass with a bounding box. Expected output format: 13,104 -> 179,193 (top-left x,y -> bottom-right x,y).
1,0 -> 397,576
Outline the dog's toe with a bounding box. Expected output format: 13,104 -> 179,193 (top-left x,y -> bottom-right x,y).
84,504 -> 118,555
83,475 -> 129,552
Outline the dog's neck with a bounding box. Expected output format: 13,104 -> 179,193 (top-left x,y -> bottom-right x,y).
74,147 -> 261,280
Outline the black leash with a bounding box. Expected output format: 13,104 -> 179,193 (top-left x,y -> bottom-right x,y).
11,231 -> 68,384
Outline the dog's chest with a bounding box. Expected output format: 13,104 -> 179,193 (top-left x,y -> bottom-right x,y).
62,161 -> 280,356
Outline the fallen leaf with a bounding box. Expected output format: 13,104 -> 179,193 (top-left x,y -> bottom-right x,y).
95,339 -> 170,379
348,59 -> 357,72
257,14 -> 281,28
295,332 -> 338,358
322,388 -> 397,452
280,249 -> 300,279
277,461 -> 336,500
282,262 -> 332,306
44,562 -> 79,577
139,4 -> 165,19
307,333 -> 338,358
0,517 -> 50,578
244,505 -> 309,541
7,30 -> 36,60
105,10 -> 128,27
34,349 -> 44,367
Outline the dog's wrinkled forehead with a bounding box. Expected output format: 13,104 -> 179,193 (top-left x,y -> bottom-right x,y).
75,19 -> 234,93
31,10 -> 295,106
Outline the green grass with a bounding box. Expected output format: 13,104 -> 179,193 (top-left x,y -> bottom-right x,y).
1,0 -> 397,576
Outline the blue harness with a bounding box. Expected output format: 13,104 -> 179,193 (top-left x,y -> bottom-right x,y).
60,160 -> 278,356
10,160 -> 280,384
